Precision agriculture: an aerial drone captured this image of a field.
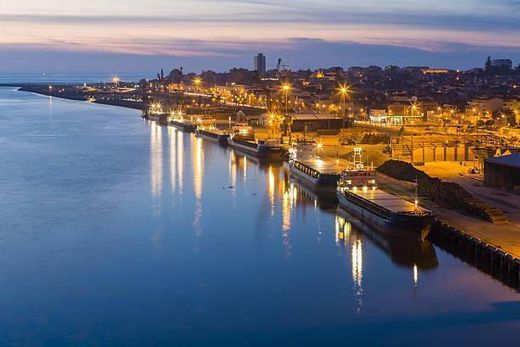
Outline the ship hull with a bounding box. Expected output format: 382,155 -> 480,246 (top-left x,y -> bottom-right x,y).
170,120 -> 197,133
289,162 -> 338,197
337,191 -> 433,241
143,113 -> 169,125
195,129 -> 229,145
227,138 -> 284,160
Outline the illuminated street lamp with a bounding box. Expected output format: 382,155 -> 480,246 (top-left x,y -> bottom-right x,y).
112,75 -> 120,86
280,83 -> 292,143
337,83 -> 351,118
193,77 -> 202,91
411,102 -> 418,117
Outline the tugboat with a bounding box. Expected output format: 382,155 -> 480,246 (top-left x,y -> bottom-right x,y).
227,124 -> 284,160
169,109 -> 197,132
195,117 -> 229,145
336,148 -> 435,241
288,140 -> 340,196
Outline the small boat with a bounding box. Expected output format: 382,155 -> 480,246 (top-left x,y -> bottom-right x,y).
336,148 -> 435,241
195,117 -> 229,145
227,124 -> 284,160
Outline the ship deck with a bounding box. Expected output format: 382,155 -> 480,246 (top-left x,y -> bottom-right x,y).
350,188 -> 429,214
297,159 -> 342,175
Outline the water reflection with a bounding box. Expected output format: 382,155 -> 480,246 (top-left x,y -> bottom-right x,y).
150,122 -> 163,203
351,237 -> 364,313
168,127 -> 176,193
228,151 -> 237,198
334,208 -> 440,310
192,136 -> 203,201
192,136 -> 204,239
335,208 -> 439,271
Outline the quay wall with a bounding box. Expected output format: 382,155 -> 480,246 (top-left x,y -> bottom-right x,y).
429,221 -> 520,290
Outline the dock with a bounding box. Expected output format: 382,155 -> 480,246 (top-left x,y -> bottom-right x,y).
376,172 -> 520,289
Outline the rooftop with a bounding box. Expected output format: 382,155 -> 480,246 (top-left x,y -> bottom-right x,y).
292,113 -> 341,121
486,153 -> 520,169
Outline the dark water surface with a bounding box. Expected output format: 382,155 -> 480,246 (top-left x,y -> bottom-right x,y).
0,88 -> 518,346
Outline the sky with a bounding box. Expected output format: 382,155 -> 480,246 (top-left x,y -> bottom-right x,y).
0,0 -> 519,75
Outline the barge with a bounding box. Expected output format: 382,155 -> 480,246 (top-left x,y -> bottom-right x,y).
227,124 -> 284,160
142,103 -> 169,125
195,118 -> 229,145
336,148 -> 435,241
288,141 -> 340,196
167,109 -> 197,132
170,118 -> 197,132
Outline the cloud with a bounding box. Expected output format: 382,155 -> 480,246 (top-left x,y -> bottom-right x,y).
0,0 -> 518,71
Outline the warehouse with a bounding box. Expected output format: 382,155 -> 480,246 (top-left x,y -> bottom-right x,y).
290,114 -> 351,132
484,153 -> 520,190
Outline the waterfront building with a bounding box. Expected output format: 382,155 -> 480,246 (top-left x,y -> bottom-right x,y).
485,153 -> 520,190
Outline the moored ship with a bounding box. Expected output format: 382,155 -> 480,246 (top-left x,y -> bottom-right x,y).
336,148 -> 435,241
169,110 -> 197,132
288,140 -> 340,196
227,124 -> 284,160
195,117 -> 229,145
142,102 -> 169,125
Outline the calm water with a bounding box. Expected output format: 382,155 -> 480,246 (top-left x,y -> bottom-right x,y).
0,87 -> 519,346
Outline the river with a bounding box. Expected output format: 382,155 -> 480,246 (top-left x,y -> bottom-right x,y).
0,87 -> 518,345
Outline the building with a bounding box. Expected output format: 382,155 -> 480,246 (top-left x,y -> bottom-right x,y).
468,98 -> 504,114
254,53 -> 266,76
491,59 -> 513,70
259,113 -> 348,132
485,57 -> 513,74
290,114 -> 349,132
485,153 -> 520,190
504,99 -> 520,124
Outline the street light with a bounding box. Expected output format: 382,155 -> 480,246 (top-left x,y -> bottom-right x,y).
337,83 -> 351,118
281,83 -> 292,143
193,77 -> 202,91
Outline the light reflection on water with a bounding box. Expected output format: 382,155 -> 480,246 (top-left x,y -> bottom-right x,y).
0,87 -> 519,346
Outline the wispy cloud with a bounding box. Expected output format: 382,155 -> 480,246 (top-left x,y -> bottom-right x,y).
0,0 -> 518,70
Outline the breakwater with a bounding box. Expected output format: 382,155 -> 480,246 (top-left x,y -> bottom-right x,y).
14,84 -> 146,110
